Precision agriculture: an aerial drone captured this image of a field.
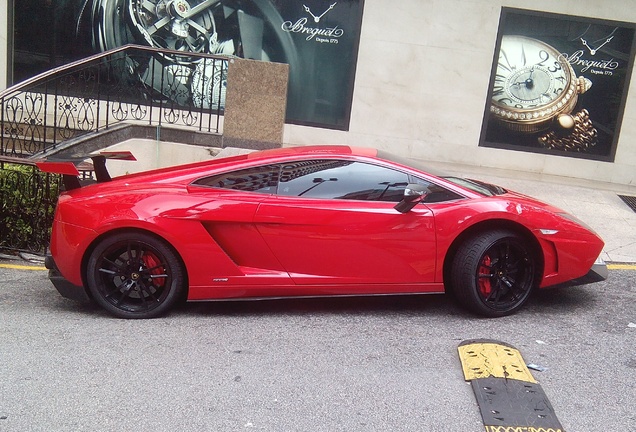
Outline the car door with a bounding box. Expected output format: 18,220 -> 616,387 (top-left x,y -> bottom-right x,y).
254,158 -> 438,287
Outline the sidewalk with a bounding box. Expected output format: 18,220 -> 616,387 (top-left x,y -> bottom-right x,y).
429,161 -> 636,264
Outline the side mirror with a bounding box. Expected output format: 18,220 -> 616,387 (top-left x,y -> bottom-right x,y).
394,184 -> 428,213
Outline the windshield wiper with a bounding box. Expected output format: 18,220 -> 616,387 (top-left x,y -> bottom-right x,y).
467,178 -> 506,195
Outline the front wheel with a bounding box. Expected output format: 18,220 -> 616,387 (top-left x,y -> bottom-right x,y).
450,230 -> 537,317
86,232 -> 186,319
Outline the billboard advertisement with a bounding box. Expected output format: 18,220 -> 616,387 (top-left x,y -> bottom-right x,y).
12,0 -> 365,130
480,8 -> 636,161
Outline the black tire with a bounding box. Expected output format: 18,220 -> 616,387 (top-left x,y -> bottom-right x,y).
86,232 -> 185,319
450,230 -> 537,317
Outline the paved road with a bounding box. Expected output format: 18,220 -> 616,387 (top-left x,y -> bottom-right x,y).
1,263 -> 635,432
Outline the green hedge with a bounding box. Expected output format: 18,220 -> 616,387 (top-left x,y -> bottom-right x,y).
0,163 -> 60,253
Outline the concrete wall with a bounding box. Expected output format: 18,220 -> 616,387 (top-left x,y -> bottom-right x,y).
283,0 -> 636,186
100,139 -> 221,178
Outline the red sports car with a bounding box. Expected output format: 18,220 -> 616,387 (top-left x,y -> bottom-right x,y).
40,145 -> 607,319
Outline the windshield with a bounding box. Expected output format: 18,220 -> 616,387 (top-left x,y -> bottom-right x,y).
376,150 -> 505,197
442,177 -> 505,196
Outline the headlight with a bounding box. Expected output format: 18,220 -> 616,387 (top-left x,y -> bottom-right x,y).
556,212 -> 596,233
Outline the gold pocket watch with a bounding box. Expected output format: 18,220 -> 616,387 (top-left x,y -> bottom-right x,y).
490,35 -> 597,151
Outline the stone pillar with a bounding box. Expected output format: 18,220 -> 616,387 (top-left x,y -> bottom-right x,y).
222,58 -> 289,150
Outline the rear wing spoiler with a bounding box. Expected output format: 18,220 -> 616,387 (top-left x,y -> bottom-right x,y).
35,151 -> 136,190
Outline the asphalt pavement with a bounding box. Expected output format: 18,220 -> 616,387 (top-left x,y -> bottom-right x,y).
1,264 -> 635,432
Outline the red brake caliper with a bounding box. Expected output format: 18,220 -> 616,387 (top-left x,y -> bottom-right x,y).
142,253 -> 166,288
478,255 -> 492,296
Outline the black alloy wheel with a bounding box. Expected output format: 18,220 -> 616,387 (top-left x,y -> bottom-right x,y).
87,232 -> 185,318
451,230 -> 537,317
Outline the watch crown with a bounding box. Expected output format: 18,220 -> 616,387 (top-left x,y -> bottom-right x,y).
577,76 -> 592,94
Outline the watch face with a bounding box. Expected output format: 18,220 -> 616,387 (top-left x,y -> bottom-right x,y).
491,35 -> 578,128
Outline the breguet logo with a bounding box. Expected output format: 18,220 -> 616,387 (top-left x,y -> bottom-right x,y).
282,2 -> 344,44
563,50 -> 619,75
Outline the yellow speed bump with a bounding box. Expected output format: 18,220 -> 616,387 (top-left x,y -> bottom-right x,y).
458,340 -> 536,383
458,339 -> 563,432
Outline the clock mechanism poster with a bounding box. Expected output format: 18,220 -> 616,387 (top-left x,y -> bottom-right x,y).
480,8 -> 636,161
11,0 -> 365,131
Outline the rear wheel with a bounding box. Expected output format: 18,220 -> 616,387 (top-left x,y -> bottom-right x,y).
450,230 -> 536,317
87,232 -> 185,319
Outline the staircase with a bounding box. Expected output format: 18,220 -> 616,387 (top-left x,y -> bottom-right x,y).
1,44 -> 228,161
0,44 -> 229,254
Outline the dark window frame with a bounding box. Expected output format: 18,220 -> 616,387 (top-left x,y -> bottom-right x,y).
192,158 -> 464,204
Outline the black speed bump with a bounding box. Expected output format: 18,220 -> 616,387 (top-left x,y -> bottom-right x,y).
458,339 -> 564,432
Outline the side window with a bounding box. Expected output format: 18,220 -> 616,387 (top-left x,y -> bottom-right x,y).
193,164 -> 280,193
411,177 -> 464,203
278,160 -> 409,202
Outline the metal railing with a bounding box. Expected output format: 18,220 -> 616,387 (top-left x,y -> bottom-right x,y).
1,44 -> 228,158
0,44 -> 229,253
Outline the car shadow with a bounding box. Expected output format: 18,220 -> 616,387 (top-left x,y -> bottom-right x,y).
52,296 -> 102,315
176,293 -> 462,318
179,285 -> 601,320
526,285 -> 599,314
48,286 -> 601,319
